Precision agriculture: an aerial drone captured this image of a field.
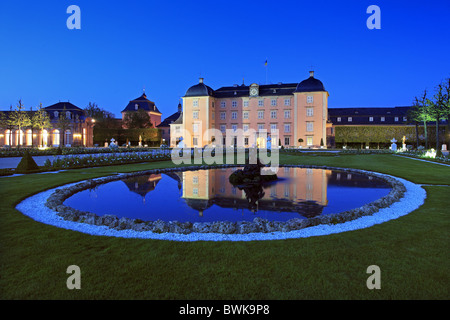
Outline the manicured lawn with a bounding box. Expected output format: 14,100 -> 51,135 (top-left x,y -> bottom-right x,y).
0,154 -> 449,299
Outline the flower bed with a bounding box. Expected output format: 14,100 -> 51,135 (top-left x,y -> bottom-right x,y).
42,150 -> 172,169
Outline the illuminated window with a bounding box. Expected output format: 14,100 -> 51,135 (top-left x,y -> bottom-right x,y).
307,136 -> 313,146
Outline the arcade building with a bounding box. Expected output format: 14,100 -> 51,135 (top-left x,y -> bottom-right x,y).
0,102 -> 95,147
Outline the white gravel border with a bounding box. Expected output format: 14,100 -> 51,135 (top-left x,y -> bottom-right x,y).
15,170 -> 426,242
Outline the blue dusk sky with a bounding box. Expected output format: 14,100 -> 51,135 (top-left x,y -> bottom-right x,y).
0,0 -> 449,118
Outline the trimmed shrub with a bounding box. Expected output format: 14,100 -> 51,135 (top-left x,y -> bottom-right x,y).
15,151 -> 39,173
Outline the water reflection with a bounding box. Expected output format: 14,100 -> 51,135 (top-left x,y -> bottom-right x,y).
65,167 -> 391,223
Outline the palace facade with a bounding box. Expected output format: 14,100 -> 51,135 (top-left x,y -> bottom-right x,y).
171,71 -> 330,148
0,102 -> 95,147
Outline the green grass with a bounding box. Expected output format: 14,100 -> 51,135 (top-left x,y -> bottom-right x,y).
0,154 -> 449,299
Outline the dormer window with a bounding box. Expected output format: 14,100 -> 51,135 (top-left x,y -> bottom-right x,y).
54,111 -> 59,118
135,104 -> 138,110
66,111 -> 71,119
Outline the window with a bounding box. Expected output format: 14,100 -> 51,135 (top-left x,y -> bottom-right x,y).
175,126 -> 180,133
244,137 -> 249,145
54,111 -> 59,118
258,100 -> 264,107
231,124 -> 237,132
243,124 -> 249,132
381,117 -> 385,122
306,108 -> 313,117
306,122 -> 313,132
284,110 -> 291,119
284,123 -> 291,133
193,123 -> 199,133
403,116 -> 407,121
258,110 -> 264,119
337,117 -> 341,122
232,101 -> 237,108
284,137 -> 290,146
193,188 -> 198,196
66,111 -> 71,119
284,99 -> 290,106
193,176 -> 198,184
220,125 -> 226,133
270,124 -> 277,132
231,111 -> 237,119
220,112 -> 226,120
394,117 -> 399,122
307,96 -> 313,103
369,117 -> 373,122
193,111 -> 199,119
348,117 -> 352,122
134,104 -> 138,111
243,111 -> 249,119
307,136 -> 313,146
193,137 -> 198,146
270,110 -> 277,119
220,101 -> 226,108
271,99 -> 277,106
258,124 -> 264,131
193,99 -> 198,107
243,100 -> 249,107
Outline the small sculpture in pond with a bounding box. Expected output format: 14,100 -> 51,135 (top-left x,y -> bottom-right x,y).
228,157 -> 278,211
228,158 -> 278,185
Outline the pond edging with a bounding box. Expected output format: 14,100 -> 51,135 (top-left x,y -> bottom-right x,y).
44,164 -> 407,235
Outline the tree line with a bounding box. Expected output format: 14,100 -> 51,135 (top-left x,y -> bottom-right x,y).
407,78 -> 450,151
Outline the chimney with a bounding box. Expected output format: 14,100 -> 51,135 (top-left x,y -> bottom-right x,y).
309,71 -> 314,78
199,77 -> 204,83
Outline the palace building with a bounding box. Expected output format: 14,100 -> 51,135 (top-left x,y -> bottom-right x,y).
0,101 -> 95,147
121,91 -> 162,129
171,71 -> 330,148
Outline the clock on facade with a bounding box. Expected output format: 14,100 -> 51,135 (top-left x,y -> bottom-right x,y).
249,84 -> 259,96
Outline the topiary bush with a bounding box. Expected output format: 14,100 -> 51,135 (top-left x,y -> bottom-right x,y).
15,151 -> 40,173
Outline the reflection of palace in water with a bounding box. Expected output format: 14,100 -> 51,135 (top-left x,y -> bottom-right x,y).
119,167 -> 389,219
122,174 -> 162,203
180,167 -> 331,218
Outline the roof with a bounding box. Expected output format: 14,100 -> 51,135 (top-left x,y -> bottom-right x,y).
157,110 -> 182,127
184,80 -> 215,97
171,112 -> 183,125
121,92 -> 161,114
328,107 -> 411,125
44,102 -> 83,111
214,83 -> 298,98
294,72 -> 326,93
